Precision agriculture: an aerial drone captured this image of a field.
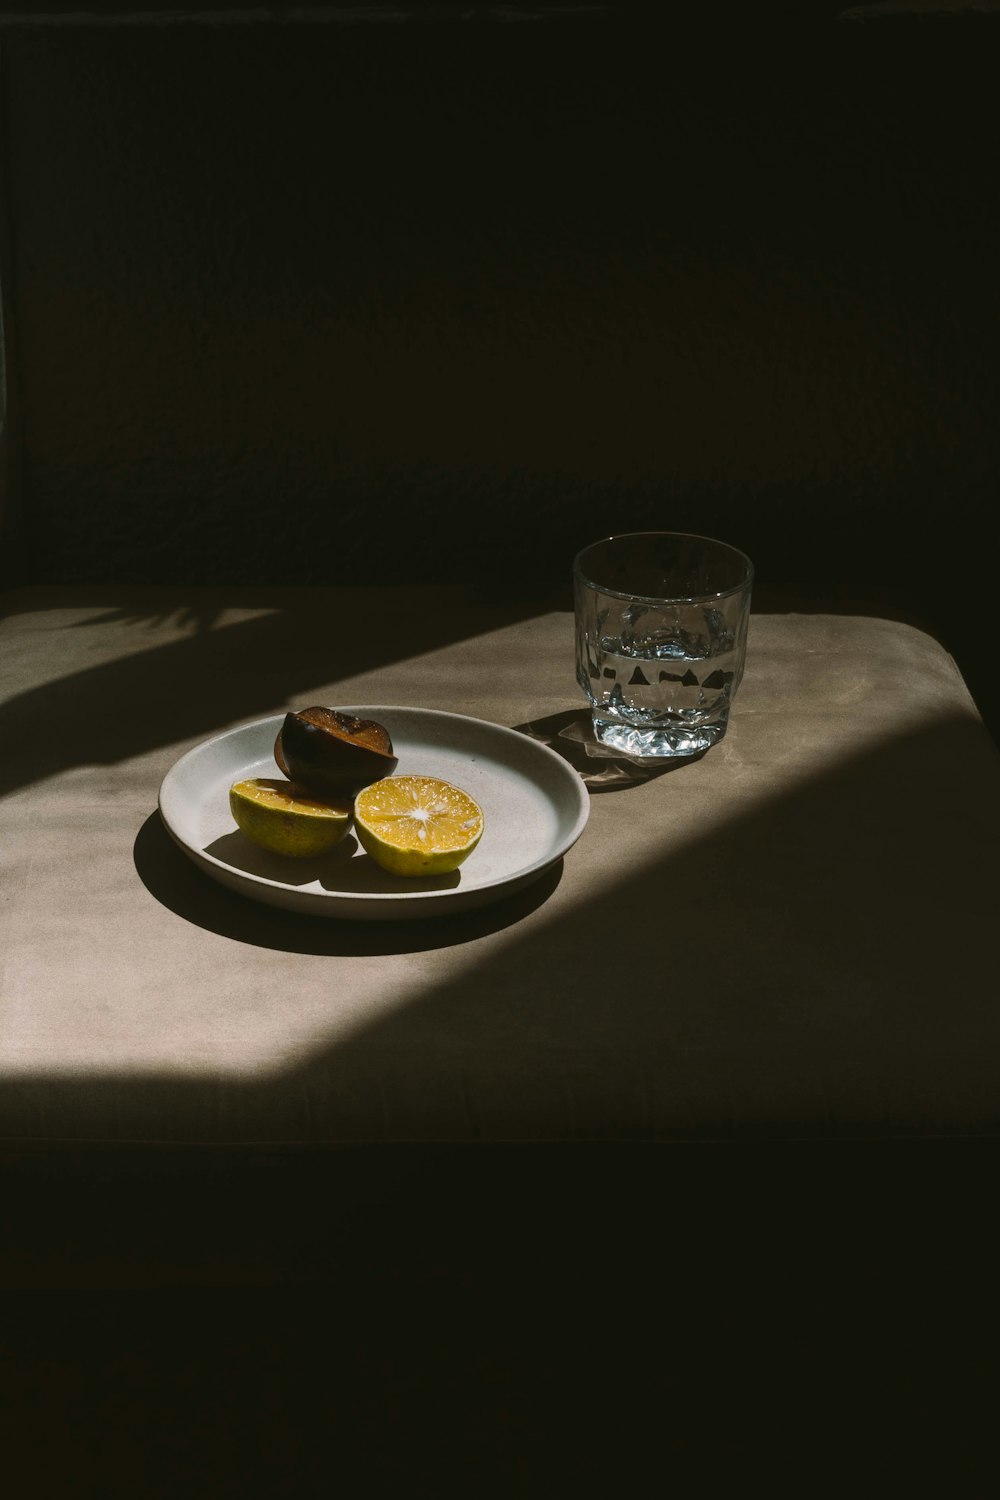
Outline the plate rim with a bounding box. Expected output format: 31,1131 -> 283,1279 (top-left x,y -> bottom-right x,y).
157,704 -> 590,913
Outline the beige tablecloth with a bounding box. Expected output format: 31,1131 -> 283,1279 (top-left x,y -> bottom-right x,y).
2,587 -> 998,1144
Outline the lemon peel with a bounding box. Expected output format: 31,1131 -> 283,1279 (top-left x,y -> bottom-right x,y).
229,777 -> 352,858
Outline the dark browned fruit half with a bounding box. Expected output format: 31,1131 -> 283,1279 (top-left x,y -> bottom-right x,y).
274,707 -> 397,795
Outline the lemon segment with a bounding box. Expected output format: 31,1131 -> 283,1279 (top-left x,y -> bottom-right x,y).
229,777 -> 353,858
354,775 -> 484,877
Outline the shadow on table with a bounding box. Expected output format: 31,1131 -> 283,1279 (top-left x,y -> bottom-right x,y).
55,706 -> 1000,1144
266,712 -> 1000,1144
7,700 -> 1000,1479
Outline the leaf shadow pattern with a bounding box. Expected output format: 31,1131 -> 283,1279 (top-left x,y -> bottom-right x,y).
71,603 -> 230,634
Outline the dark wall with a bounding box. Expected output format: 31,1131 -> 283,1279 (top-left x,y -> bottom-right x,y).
1,12 -> 998,645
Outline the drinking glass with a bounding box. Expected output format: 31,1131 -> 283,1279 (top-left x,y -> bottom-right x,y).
574,531 -> 753,758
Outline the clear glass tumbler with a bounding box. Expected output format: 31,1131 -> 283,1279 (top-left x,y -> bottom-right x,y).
574,531 -> 753,758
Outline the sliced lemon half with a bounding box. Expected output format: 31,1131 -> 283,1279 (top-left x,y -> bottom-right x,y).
354,775 -> 484,877
229,777 -> 352,858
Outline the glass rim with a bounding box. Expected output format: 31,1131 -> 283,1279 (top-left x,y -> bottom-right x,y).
573,530 -> 754,606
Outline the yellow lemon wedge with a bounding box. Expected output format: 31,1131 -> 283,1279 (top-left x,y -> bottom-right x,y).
229,777 -> 352,858
354,775 -> 484,877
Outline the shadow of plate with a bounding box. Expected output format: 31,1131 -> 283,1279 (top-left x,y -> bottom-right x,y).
136,813 -> 560,957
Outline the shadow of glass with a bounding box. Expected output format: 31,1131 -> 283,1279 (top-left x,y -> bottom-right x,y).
0,586 -> 545,800
514,707 -> 704,790
135,812 -> 560,957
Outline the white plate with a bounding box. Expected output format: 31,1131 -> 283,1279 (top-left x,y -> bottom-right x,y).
158,706 -> 590,920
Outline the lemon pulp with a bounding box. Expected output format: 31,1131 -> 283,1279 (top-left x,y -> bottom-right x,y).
353,775 -> 484,876
229,777 -> 352,858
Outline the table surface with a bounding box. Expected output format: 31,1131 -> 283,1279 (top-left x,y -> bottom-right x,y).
2,586 -> 998,1145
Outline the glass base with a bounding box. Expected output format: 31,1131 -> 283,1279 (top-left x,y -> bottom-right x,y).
592,715 -> 726,759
